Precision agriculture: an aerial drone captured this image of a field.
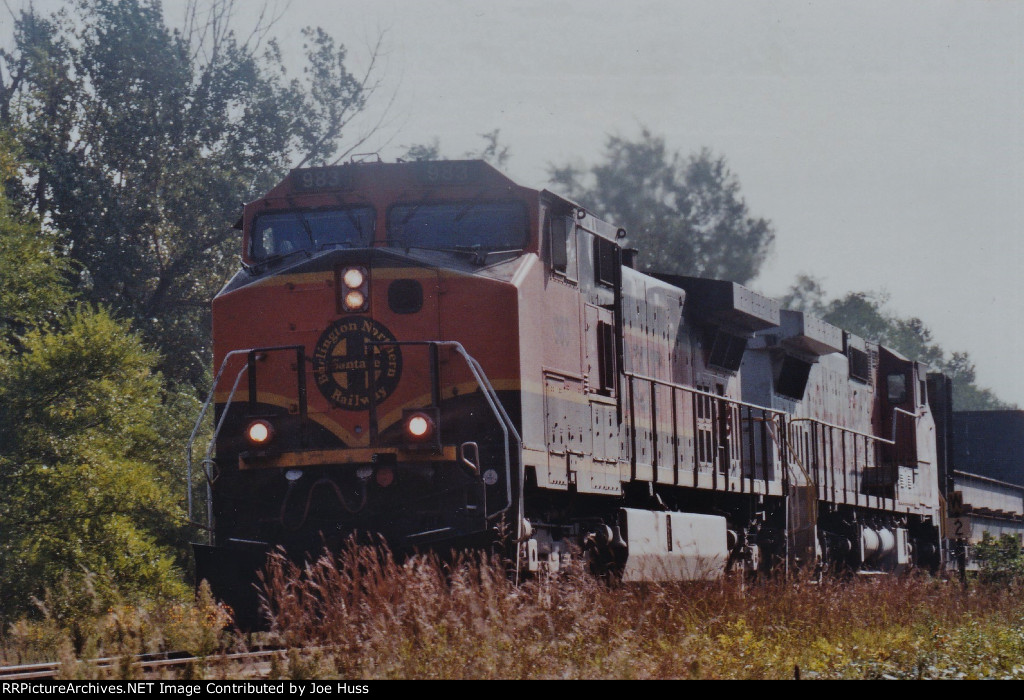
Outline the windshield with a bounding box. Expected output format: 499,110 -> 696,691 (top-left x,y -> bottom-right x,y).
387,202 -> 528,251
250,207 -> 374,261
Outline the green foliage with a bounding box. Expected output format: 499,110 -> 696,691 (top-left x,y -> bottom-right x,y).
0,306 -> 190,620
400,139 -> 442,162
548,129 -> 775,284
0,0 -> 383,387
783,275 -> 1012,410
0,135 -> 72,348
2,580 -> 232,669
0,138 -> 198,620
974,533 -> 1024,586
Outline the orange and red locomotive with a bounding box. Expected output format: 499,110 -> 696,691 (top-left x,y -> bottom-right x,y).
191,159 -> 946,621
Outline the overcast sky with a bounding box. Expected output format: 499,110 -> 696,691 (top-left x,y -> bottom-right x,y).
12,1 -> 1024,406
275,0 -> 1024,405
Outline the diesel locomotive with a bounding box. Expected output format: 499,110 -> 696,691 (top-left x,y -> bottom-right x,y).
190,159 -> 949,621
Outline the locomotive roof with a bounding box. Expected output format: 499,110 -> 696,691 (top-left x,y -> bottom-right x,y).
255,158 -> 626,244
265,159 -> 522,200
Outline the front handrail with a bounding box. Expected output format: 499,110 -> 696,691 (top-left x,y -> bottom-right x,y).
186,345 -> 307,534
186,348 -> 255,525
367,339 -> 524,579
367,340 -> 522,522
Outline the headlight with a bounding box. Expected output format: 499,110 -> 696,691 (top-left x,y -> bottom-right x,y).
339,266 -> 369,312
246,419 -> 274,446
343,268 -> 365,289
343,289 -> 366,311
405,412 -> 435,440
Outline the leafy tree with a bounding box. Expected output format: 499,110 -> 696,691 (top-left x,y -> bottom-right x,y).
0,0 -> 385,388
0,137 -> 195,620
0,135 -> 72,350
0,308 -> 190,619
400,139 -> 442,163
548,129 -> 775,284
783,275 -> 1011,410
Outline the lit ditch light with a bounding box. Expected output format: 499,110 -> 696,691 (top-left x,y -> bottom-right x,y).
408,415 -> 431,438
402,407 -> 441,450
245,419 -> 275,446
340,265 -> 369,312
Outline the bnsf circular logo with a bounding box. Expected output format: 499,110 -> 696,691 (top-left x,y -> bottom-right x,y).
312,318 -> 402,410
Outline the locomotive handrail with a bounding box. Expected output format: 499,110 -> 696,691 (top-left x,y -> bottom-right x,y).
366,340 -> 522,525
187,348 -> 254,526
186,345 -> 306,531
204,364 -> 251,472
788,416 -> 896,446
622,370 -> 788,416
891,407 -> 919,445
622,369 -> 789,497
198,363 -> 250,534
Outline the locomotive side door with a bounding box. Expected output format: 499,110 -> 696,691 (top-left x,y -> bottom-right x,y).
878,348 -> 919,470
540,209 -> 587,490
573,226 -> 622,493
584,302 -> 620,493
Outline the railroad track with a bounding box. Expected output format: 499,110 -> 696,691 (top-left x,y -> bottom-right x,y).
0,648 -> 288,680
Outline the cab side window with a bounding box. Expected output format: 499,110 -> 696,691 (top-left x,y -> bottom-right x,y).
593,236 -> 618,288
547,212 -> 577,282
887,373 -> 907,403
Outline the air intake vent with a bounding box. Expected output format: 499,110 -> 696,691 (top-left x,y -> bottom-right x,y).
706,328 -> 747,373
775,355 -> 812,400
849,347 -> 870,383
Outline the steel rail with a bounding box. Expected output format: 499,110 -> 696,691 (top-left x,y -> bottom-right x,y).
0,648 -> 288,681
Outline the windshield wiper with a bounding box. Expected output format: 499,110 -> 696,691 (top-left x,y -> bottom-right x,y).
318,240 -> 356,252
402,244 -> 478,256
297,213 -> 316,248
399,192 -> 437,225
313,209 -> 370,250
398,244 -> 481,262
340,208 -> 366,240
477,248 -> 524,264
252,248 -> 311,271
401,244 -> 523,266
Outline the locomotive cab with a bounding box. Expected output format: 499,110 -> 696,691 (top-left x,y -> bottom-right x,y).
194,161 -> 543,623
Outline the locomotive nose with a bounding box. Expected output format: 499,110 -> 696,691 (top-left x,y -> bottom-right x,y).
295,251 -> 456,453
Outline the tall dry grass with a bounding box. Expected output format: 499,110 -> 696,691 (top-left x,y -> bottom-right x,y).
4,542 -> 1024,679
258,543 -> 1024,679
